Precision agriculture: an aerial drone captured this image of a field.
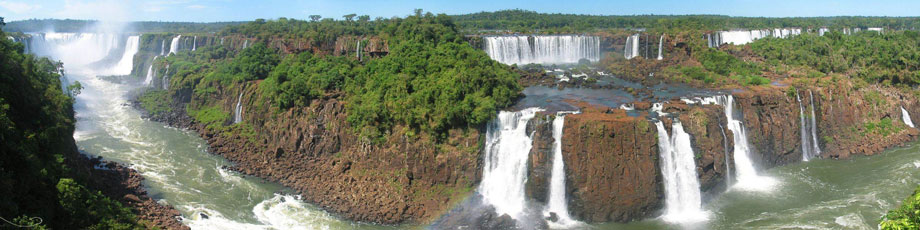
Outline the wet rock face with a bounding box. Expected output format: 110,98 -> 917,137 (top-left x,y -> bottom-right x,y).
525,113 -> 555,204
559,109 -> 662,222
672,104 -> 732,195
733,88 -> 803,168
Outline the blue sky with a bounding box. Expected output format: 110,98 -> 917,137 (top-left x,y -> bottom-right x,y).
1,0 -> 919,22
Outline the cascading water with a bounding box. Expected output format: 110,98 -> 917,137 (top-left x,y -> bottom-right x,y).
545,112 -> 581,228
108,35 -> 139,75
243,40 -> 249,49
656,35 -> 664,60
192,36 -> 197,51
144,57 -> 157,86
234,92 -> 244,124
169,35 -> 181,55
711,28 -> 802,46
902,106 -> 915,128
482,35 -> 600,65
479,108 -> 543,221
162,64 -> 170,90
718,123 -> 732,184
624,34 -> 640,60
23,31 -> 373,230
656,120 -> 708,223
704,95 -> 776,191
160,39 -> 166,55
797,90 -> 821,161
808,91 -> 821,157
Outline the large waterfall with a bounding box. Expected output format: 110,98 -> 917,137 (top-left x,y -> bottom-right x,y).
656,120 -> 708,223
797,90 -> 821,161
109,35 -> 139,75
169,35 -> 181,55
624,34 -> 640,60
710,28 -> 802,46
704,95 -> 776,191
479,108 -> 543,221
545,112 -> 580,228
902,106 -> 915,128
656,35 -> 664,60
24,33 -> 123,68
482,35 -> 600,65
234,92 -> 244,124
192,36 -> 198,51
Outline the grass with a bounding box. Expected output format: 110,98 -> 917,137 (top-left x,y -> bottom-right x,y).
137,90 -> 171,116
186,105 -> 230,130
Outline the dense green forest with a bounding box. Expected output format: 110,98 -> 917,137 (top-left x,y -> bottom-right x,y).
751,31 -> 920,86
881,185 -> 920,229
148,12 -> 520,140
1,19 -> 243,33
452,9 -> 920,33
0,24 -> 142,229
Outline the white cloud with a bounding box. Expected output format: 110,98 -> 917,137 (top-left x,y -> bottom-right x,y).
186,4 -> 206,9
0,1 -> 41,14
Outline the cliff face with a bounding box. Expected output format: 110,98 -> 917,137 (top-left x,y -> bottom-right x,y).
562,109 -> 662,222
147,83 -> 479,224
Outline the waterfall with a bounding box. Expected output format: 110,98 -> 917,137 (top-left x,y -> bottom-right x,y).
708,95 -> 776,191
797,90 -> 821,161
162,64 -> 170,90
482,35 -> 600,65
220,37 -> 224,45
624,34 -> 640,60
234,92 -> 244,124
657,35 -> 664,60
169,35 -> 181,55
243,40 -> 249,49
24,33 -> 122,68
545,112 -> 580,228
819,28 -> 829,36
808,91 -> 821,157
718,123 -> 732,184
656,120 -> 708,223
192,36 -> 197,51
160,39 -> 166,55
479,108 -> 543,221
902,106 -> 915,128
144,57 -> 157,86
108,35 -> 139,75
712,28 -> 802,46
356,40 -> 361,60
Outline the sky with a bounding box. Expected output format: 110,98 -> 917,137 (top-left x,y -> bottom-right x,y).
1,0 -> 919,22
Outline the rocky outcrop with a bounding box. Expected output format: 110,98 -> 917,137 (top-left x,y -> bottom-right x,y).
664,103 -> 732,197
559,107 -> 662,222
139,83 -> 480,224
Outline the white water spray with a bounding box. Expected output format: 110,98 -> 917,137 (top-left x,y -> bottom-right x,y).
144,57 -> 157,86
483,35 -> 600,65
479,108 -> 543,221
169,35 -> 181,55
545,112 -> 581,228
657,35 -> 664,60
797,90 -> 821,161
234,92 -> 244,124
656,120 -> 708,223
902,106 -> 915,128
624,34 -> 640,60
192,36 -> 197,51
706,95 -> 776,191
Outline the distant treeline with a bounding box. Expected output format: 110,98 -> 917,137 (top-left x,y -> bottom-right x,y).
1,19 -> 244,33
451,9 -> 920,33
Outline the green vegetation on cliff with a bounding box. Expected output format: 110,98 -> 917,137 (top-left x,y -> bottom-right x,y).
160,12 -> 521,140
0,27 -> 142,229
881,185 -> 920,230
452,9 -> 920,33
752,31 -> 920,86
